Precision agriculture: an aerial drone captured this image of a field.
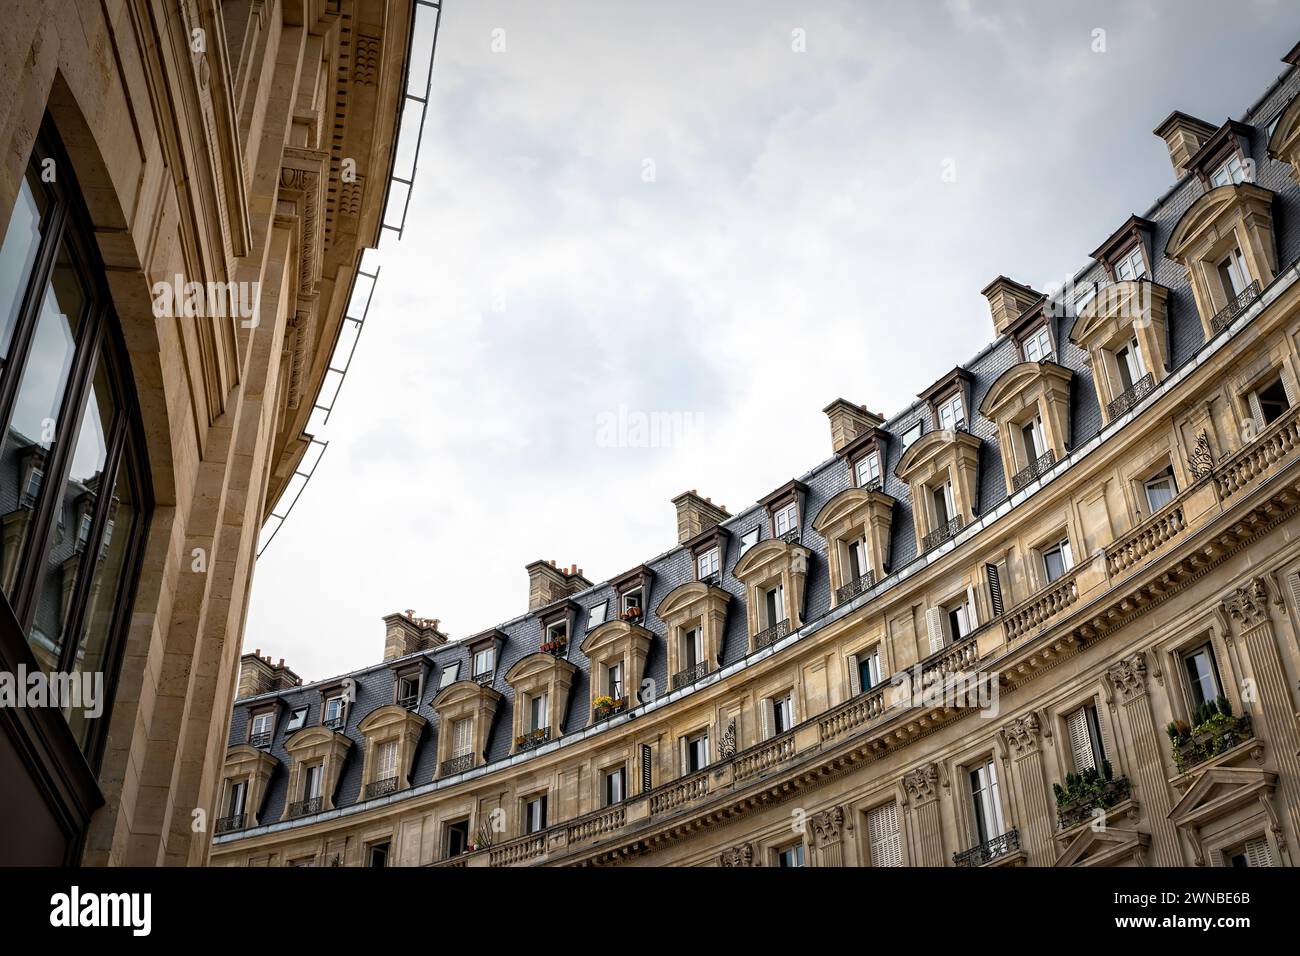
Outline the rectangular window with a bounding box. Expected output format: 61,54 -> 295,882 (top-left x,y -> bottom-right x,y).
604,767 -> 626,806
304,764 -> 322,800
1229,836 -> 1275,868
776,843 -> 805,867
684,731 -> 709,773
445,819 -> 470,857
683,627 -> 704,669
696,547 -> 720,579
367,842 -> 390,868
1021,417 -> 1044,462
969,759 -> 1005,844
528,692 -> 549,732
1114,244 -> 1147,282
1041,536 -> 1073,584
250,712 -> 273,740
855,451 -> 881,488
773,694 -> 793,734
902,420 -> 923,449
396,676 -> 419,708
1248,376 -> 1290,428
773,501 -> 799,536
324,695 -> 345,727
438,661 -> 460,688
228,780 -> 247,817
1115,339 -> 1145,391
524,794 -> 548,834
1217,246 -> 1249,297
866,803 -> 902,867
451,717 -> 473,758
1143,469 -> 1176,512
1211,153 -> 1247,187
472,646 -> 495,678
1065,702 -> 1106,773
1183,643 -> 1222,712
607,662 -> 623,698
763,583 -> 785,628
588,601 -> 608,627
375,739 -> 398,781
946,601 -> 971,641
739,527 -> 760,556
931,482 -> 953,528
936,393 -> 964,431
846,537 -> 868,582
858,648 -> 881,691
622,588 -> 643,615
1022,325 -> 1052,362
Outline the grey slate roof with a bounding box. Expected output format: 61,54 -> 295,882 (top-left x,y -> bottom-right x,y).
230,63 -> 1300,825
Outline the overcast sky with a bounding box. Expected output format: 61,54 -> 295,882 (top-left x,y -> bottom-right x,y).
245,0 -> 1300,681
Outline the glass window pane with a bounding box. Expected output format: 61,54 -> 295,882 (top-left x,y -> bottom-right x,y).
0,242 -> 85,604
0,166 -> 49,366
63,446 -> 133,750
29,358 -> 114,672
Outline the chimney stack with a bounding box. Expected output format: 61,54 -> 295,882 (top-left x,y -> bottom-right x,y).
1153,111 -> 1219,179
382,610 -> 447,661
526,560 -> 593,610
237,651 -> 302,699
822,399 -> 884,453
980,275 -> 1042,337
671,490 -> 730,545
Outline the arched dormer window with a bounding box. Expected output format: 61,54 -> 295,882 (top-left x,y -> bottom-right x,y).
979,361 -> 1073,494
657,580 -> 730,691
431,680 -> 502,778
812,485 -> 895,605
357,704 -> 426,800
217,745 -> 278,834
1069,279 -> 1171,424
579,619 -> 652,721
894,427 -> 981,552
1165,183 -> 1276,339
281,725 -> 352,819
732,537 -> 810,652
505,651 -> 578,750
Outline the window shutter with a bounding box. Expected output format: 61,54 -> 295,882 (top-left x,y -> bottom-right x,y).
926,607 -> 945,653
377,739 -> 398,778
966,584 -> 979,628
1288,572 -> 1300,618
452,718 -> 472,757
986,564 -> 1004,617
679,736 -> 689,775
1245,836 -> 1274,867
867,803 -> 902,867
847,654 -> 861,696
538,691 -> 549,729
1283,366 -> 1300,408
640,744 -> 653,793
1066,708 -> 1095,772
759,698 -> 772,740
1097,706 -> 1114,765
1061,540 -> 1073,571
1248,391 -> 1265,430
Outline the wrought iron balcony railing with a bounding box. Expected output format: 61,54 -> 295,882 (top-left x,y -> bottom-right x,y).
287,796 -> 323,819
515,727 -> 552,751
365,776 -> 399,800
952,827 -> 1019,867
835,570 -> 876,605
396,694 -> 418,710
250,731 -> 273,749
473,670 -> 494,685
671,661 -> 710,691
1011,449 -> 1056,492
859,476 -> 882,493
440,754 -> 475,777
922,516 -> 963,552
323,715 -> 345,731
753,618 -> 791,650
214,813 -> 246,835
592,696 -> 628,722
698,571 -> 721,587
1210,279 -> 1261,334
1106,371 -> 1154,420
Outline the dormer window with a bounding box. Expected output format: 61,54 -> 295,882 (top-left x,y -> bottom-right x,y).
587,600 -> 607,627
1073,282 -> 1097,316
610,564 -> 653,623
773,501 -> 798,537
1021,325 -> 1052,363
1114,244 -> 1147,282
620,588 -> 643,619
1211,152 -> 1247,187
285,706 -> 308,732
472,646 -> 495,682
505,645 -> 576,751
1217,245 -> 1249,298
761,480 -> 807,545
323,694 -> 346,730
396,675 -> 420,709
22,465 -> 43,508
545,620 -> 567,650
249,711 -> 275,748
936,393 -> 964,431
657,579 -> 731,691
854,450 -> 881,488
739,527 -> 760,556
696,547 -> 719,579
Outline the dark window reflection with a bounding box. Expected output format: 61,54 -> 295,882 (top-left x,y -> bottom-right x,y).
0,166 -> 48,366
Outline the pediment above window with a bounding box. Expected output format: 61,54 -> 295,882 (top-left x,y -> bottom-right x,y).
894,426 -> 980,482
357,705 -> 426,797
579,618 -> 653,660
732,537 -> 811,651
1052,826 -> 1150,867
895,428 -> 981,552
1266,93 -> 1300,179
980,361 -> 1074,494
432,679 -> 504,714
1168,764 -> 1284,866
283,724 -> 352,757
812,486 -> 895,603
505,652 -> 577,751
506,650 -> 579,687
1069,280 -> 1171,424
358,703 -> 427,738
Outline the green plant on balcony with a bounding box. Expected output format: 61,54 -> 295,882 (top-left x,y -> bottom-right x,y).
593,695 -> 616,718
1166,696 -> 1252,773
1051,759 -> 1131,829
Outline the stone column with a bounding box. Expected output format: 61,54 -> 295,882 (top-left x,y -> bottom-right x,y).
902,764 -> 944,866
1224,577 -> 1300,847
812,806 -> 846,867
1001,712 -> 1055,865
1105,651 -> 1183,865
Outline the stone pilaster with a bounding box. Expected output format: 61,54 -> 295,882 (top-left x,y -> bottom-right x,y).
1224,577 -> 1300,847
902,763 -> 944,866
811,806 -> 847,867
1105,651 -> 1183,865
1001,712 -> 1054,865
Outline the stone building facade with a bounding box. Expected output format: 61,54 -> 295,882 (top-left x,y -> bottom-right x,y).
215,42 -> 1300,868
0,0 -> 414,864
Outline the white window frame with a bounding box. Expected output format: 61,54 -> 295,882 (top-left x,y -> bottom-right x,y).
587,600 -> 607,627
855,450 -> 881,488
696,547 -> 720,579
773,501 -> 799,536
901,421 -> 923,449
1142,470 -> 1176,513
1211,152 -> 1247,187
1022,325 -> 1052,362
1114,244 -> 1146,282
936,393 -> 964,431
1040,536 -> 1073,584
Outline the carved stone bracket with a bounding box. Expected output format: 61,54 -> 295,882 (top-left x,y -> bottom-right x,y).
719,842 -> 754,867
1224,577 -> 1271,631
1105,651 -> 1149,703
1002,712 -> 1042,759
811,806 -> 845,847
903,763 -> 939,805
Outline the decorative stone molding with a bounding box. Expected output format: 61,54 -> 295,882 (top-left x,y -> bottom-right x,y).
1187,431 -> 1214,480
894,427 -> 982,549
221,745 -> 279,828
1223,577 -> 1270,630
357,705 -> 426,795
1104,652 -> 1149,703
903,763 -> 939,804
717,718 -> 737,760
732,537 -> 811,651
811,806 -> 845,846
431,680 -> 504,776
281,726 -> 352,818
1267,91 -> 1300,184
1002,712 -> 1043,759
719,842 -> 754,867
579,619 -> 653,719
1069,280 -> 1171,424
